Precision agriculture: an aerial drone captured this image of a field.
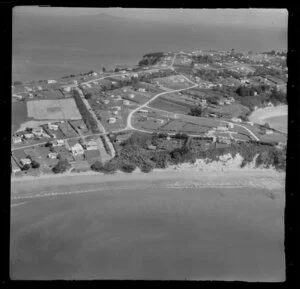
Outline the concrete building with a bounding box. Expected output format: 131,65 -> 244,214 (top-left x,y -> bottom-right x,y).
47,80 -> 57,84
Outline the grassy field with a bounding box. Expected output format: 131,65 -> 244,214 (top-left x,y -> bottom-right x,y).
27,99 -> 82,120
150,98 -> 191,114
12,101 -> 32,133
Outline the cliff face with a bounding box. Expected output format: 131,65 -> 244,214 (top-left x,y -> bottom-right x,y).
170,153 -> 275,172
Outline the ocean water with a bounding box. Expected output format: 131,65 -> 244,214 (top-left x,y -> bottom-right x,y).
264,115 -> 287,133
10,185 -> 285,281
12,13 -> 287,82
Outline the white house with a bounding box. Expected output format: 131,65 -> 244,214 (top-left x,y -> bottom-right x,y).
71,143 -> 84,156
123,100 -> 130,105
138,88 -> 146,92
72,80 -> 78,84
13,136 -> 22,144
37,86 -> 43,90
20,158 -> 32,166
111,81 -> 117,85
85,140 -> 98,150
64,86 -> 71,92
128,94 -> 135,98
51,139 -> 64,147
231,117 -> 242,123
32,127 -> 44,136
139,109 -> 148,113
108,117 -> 116,124
266,130 -> 273,135
112,110 -> 119,115
24,133 -> 34,139
48,122 -> 59,130
48,152 -> 58,159
103,99 -> 110,104
216,126 -> 228,131
47,80 -> 57,84
24,87 -> 32,92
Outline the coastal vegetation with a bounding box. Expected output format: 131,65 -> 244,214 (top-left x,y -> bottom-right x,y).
138,52 -> 165,66
91,131 -> 286,174
72,89 -> 101,133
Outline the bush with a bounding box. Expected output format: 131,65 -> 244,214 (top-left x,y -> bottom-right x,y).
31,160 -> 40,169
52,159 -> 70,174
91,160 -> 103,172
22,164 -> 30,171
120,161 -> 136,173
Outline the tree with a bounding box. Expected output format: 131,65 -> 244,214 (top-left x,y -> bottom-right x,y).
91,160 -> 103,172
120,161 -> 136,173
102,67 -> 106,72
22,164 -> 30,171
52,159 -> 70,174
31,160 -> 40,169
189,106 -> 203,117
84,92 -> 92,100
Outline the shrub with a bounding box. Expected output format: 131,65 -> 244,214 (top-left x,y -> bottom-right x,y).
52,159 -> 70,174
91,160 -> 103,172
31,160 -> 40,169
22,164 -> 30,171
120,161 -> 136,173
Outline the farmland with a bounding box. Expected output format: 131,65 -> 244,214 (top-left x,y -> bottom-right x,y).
27,99 -> 82,120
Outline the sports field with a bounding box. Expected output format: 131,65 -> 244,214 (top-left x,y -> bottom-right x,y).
27,99 -> 82,120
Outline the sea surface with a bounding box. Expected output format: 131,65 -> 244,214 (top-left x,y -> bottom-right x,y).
264,115 -> 287,133
10,184 -> 285,281
12,13 -> 287,83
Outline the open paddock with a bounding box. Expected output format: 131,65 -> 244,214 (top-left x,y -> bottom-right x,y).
38,90 -> 64,100
211,103 -> 250,119
27,99 -> 82,120
150,98 -> 191,114
153,76 -> 191,90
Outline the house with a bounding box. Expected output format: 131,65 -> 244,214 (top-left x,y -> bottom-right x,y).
13,136 -> 22,144
64,86 -> 71,92
138,88 -> 146,92
129,94 -> 135,98
24,87 -> 32,92
85,140 -> 98,150
224,100 -> 231,105
72,80 -> 78,84
148,144 -> 157,150
32,127 -> 44,136
20,158 -> 32,166
216,126 -> 228,131
48,122 -> 59,130
108,117 -> 116,124
112,110 -> 119,115
47,80 -> 57,84
247,122 -> 254,126
132,73 -> 138,78
217,100 -> 224,106
231,117 -> 242,123
123,100 -> 130,105
123,89 -> 127,92
103,99 -> 110,104
37,86 -> 43,90
266,130 -> 273,135
228,96 -> 235,102
71,143 -> 84,156
48,152 -> 58,159
139,109 -> 148,114
51,139 -> 64,147
24,133 -> 34,139
156,119 -> 164,124
111,81 -> 117,85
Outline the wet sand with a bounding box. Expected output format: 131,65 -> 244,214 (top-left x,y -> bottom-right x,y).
10,170 -> 285,281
